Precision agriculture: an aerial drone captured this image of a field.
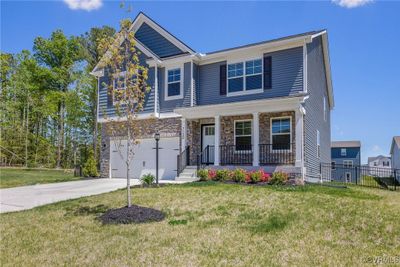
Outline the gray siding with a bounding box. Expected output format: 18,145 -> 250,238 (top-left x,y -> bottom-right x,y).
135,22 -> 185,58
98,47 -> 155,119
197,47 -> 304,105
193,63 -> 199,106
304,36 -> 331,181
158,62 -> 192,113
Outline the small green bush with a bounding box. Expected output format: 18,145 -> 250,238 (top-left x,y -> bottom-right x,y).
141,173 -> 155,186
232,168 -> 246,183
197,169 -> 209,181
270,171 -> 289,185
82,149 -> 99,177
249,170 -> 262,183
215,169 -> 231,181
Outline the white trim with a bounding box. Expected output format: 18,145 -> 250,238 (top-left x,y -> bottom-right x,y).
295,108 -> 304,167
164,64 -> 184,101
270,116 -> 292,152
323,96 -> 327,121
343,160 -> 353,168
234,119 -> 252,152
112,71 -> 127,106
214,115 -> 220,166
97,112 -> 181,123
252,112 -> 260,166
303,42 -> 308,93
345,172 -> 352,183
130,13 -> 195,55
174,95 -> 307,119
317,130 -> 320,159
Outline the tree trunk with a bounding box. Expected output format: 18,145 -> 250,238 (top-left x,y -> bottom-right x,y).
56,100 -> 65,168
25,100 -> 29,167
126,127 -> 131,207
93,78 -> 98,160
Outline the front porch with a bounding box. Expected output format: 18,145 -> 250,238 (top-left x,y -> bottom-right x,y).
175,96 -> 306,174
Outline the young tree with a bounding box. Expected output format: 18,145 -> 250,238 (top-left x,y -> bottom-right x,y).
98,19 -> 151,207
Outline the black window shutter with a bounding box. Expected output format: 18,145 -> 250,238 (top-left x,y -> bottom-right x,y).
220,64 -> 227,95
263,56 -> 272,89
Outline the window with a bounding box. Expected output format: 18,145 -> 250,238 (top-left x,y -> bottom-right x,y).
323,96 -> 327,121
374,162 -> 378,166
204,126 -> 215,136
343,160 -> 353,168
317,130 -> 321,158
331,161 -> 336,170
235,120 -> 252,151
165,67 -> 182,100
227,59 -> 262,95
271,118 -> 291,150
341,148 -> 347,157
113,71 -> 126,104
383,161 -> 390,167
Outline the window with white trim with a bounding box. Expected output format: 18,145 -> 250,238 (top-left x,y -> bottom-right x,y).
227,59 -> 262,95
235,120 -> 252,150
317,130 -> 321,158
341,148 -> 347,157
166,68 -> 182,100
113,71 -> 126,104
343,160 -> 353,168
271,118 -> 291,150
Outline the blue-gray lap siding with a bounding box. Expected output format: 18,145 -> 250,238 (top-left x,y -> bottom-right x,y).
197,47 -> 304,105
304,36 -> 331,181
98,47 -> 155,119
331,147 -> 361,183
158,62 -> 192,113
135,22 -> 185,58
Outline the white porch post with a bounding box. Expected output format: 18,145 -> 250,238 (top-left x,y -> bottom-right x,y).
253,112 -> 259,166
295,107 -> 305,168
181,117 -> 187,152
214,115 -> 220,166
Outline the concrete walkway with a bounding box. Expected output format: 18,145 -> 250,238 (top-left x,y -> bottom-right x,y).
0,178 -> 190,213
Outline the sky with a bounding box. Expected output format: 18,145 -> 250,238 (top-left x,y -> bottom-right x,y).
1,0 -> 399,163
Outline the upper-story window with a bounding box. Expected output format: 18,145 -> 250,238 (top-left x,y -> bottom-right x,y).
165,67 -> 183,100
341,148 -> 347,157
343,160 -> 353,168
227,59 -> 263,96
271,117 -> 291,150
113,71 -> 126,105
383,161 -> 390,167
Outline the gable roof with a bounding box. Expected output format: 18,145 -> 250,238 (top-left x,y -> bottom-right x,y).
331,141 -> 361,148
390,136 -> 400,154
368,155 -> 391,163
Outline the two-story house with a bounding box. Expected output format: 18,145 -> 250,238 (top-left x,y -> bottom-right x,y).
91,12 -> 334,182
331,141 -> 361,182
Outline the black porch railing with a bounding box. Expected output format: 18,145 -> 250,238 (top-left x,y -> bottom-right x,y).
220,145 -> 253,165
177,146 -> 190,176
321,163 -> 399,191
259,143 -> 295,165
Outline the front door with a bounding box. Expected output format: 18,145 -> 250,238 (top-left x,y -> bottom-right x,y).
202,125 -> 215,164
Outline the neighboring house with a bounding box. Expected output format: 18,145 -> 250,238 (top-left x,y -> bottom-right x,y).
390,136 -> 400,170
368,155 -> 391,177
331,141 -> 361,183
91,12 -> 334,182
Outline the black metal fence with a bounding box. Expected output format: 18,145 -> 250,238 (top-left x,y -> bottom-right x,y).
177,146 -> 190,176
220,145 -> 253,165
321,163 -> 399,191
259,143 -> 295,165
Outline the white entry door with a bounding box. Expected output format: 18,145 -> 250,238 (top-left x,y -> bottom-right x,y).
110,137 -> 179,180
202,125 -> 215,163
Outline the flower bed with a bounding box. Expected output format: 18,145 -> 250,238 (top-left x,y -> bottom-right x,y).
197,168 -> 303,186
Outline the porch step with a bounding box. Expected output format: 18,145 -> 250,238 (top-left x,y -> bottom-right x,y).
175,166 -> 199,182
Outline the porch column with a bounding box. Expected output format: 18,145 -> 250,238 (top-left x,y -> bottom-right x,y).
214,115 -> 220,166
181,117 -> 187,152
253,112 -> 259,166
295,107 -> 305,168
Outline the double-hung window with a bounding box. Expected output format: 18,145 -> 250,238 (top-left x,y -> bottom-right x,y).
341,148 -> 347,157
165,67 -> 182,100
113,71 -> 126,105
235,120 -> 252,151
271,118 -> 291,150
227,59 -> 262,95
343,160 -> 353,168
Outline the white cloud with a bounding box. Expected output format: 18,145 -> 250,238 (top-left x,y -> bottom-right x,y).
332,0 -> 373,8
64,0 -> 103,11
371,145 -> 382,153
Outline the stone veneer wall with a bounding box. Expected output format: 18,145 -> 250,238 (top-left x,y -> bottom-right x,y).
100,117 -> 181,178
187,118 -> 214,165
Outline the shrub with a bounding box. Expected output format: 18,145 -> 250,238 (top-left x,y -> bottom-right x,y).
259,169 -> 271,183
232,169 -> 246,183
270,171 -> 289,185
215,169 -> 231,181
197,169 -> 209,181
208,169 -> 217,180
82,149 -> 99,177
141,173 -> 155,186
249,170 -> 262,183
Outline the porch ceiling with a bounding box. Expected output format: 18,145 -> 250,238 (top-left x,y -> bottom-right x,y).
174,95 -> 307,119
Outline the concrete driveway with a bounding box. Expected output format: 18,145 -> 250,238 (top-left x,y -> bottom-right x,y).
0,178 -> 131,213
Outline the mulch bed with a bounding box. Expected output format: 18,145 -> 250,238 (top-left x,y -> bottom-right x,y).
98,205 -> 166,224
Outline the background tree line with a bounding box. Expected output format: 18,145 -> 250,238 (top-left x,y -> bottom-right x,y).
0,26 -> 116,169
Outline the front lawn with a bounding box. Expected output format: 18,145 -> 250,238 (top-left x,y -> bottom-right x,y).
1,183 -> 399,266
0,168 -> 81,188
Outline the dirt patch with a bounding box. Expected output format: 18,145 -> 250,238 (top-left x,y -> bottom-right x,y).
98,205 -> 165,224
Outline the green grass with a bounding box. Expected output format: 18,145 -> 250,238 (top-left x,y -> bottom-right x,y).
1,182 -> 399,266
0,168 -> 82,188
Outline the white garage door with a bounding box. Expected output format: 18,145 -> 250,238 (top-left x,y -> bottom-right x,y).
110,137 -> 179,180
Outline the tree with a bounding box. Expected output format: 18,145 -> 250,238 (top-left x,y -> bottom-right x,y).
98,19 -> 151,207
33,30 -> 84,168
